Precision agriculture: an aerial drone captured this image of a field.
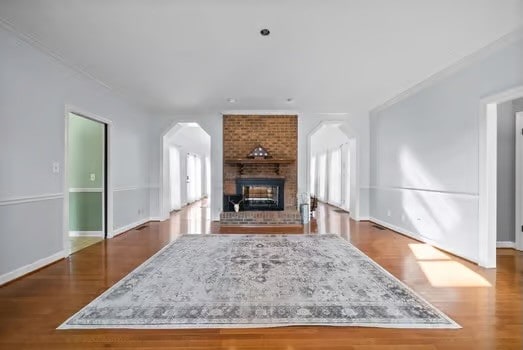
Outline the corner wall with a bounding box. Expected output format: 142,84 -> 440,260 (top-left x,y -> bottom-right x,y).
370,33 -> 523,262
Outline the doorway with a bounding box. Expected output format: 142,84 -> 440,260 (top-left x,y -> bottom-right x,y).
65,111 -> 108,254
479,86 -> 523,267
161,122 -> 211,225
515,110 -> 523,251
308,121 -> 358,218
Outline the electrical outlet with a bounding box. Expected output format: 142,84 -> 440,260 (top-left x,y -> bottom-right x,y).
52,162 -> 60,173
387,209 -> 392,217
401,214 -> 405,222
90,173 -> 96,181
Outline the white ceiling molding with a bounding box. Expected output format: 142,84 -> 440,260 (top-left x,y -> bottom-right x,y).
371,26 -> 523,115
1,1 -> 521,116
0,16 -> 113,91
221,110 -> 300,115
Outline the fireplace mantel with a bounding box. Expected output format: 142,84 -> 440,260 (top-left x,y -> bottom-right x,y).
224,158 -> 295,175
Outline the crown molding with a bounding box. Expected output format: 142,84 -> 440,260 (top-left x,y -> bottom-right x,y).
0,16 -> 151,114
221,110 -> 300,116
0,17 -> 113,90
370,27 -> 523,115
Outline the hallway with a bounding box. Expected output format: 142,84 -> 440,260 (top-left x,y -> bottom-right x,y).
0,200 -> 521,349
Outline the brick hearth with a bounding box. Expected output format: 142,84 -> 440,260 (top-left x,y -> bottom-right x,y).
220,210 -> 302,226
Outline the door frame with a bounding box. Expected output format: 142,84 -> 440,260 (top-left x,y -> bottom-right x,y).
516,111 -> 523,251
63,105 -> 113,255
479,86 -> 523,267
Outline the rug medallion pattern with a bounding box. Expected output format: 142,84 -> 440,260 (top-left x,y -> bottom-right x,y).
59,234 -> 459,329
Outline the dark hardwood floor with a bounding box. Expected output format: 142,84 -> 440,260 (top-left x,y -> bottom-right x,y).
0,200 -> 521,349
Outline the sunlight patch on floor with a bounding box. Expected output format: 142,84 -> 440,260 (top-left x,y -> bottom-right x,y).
409,243 -> 491,287
418,260 -> 491,287
409,243 -> 450,260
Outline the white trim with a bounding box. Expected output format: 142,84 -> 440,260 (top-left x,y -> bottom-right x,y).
0,193 -> 63,206
113,186 -> 151,192
371,27 -> 523,114
368,185 -> 477,198
69,188 -> 103,193
516,112 -> 523,251
68,231 -> 104,237
0,250 -> 65,286
148,217 -> 162,221
0,18 -> 112,91
64,106 -> 113,255
369,217 -> 478,263
479,86 -> 523,267
221,110 -> 299,116
111,218 -> 151,238
496,241 -> 516,249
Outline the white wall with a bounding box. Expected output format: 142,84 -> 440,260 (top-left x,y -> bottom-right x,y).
370,35 -> 523,262
0,26 -> 152,282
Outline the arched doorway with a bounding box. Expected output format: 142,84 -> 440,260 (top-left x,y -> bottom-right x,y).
159,122 -> 211,223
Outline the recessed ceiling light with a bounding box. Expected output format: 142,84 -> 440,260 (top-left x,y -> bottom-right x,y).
227,98 -> 236,103
286,98 -> 294,103
260,28 -> 270,36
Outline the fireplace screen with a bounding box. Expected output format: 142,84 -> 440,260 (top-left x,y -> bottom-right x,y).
242,185 -> 279,208
236,178 -> 284,211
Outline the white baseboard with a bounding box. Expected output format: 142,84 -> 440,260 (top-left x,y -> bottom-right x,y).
0,250 -> 65,286
111,217 -> 151,238
149,217 -> 163,221
369,217 -> 478,263
69,231 -> 104,237
496,241 -> 516,249
357,216 -> 371,221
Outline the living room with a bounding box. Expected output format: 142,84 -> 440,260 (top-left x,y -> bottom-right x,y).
1,1 -> 522,349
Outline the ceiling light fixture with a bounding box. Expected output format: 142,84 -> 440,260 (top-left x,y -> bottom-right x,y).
286,98 -> 294,103
227,98 -> 236,103
260,28 -> 270,36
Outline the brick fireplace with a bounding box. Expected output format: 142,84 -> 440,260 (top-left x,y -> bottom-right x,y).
221,115 -> 300,225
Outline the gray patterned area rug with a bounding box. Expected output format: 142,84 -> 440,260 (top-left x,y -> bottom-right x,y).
59,234 -> 460,329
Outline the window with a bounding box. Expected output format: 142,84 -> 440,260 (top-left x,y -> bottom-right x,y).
328,148 -> 342,205
318,153 -> 327,200
310,156 -> 316,196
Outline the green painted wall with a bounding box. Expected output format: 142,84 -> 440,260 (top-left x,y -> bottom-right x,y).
68,113 -> 104,232
69,192 -> 103,231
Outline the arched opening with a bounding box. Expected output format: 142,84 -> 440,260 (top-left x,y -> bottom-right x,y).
307,121 -> 359,220
160,122 -> 211,225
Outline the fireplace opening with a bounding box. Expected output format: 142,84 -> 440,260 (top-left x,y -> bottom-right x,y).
236,178 -> 284,211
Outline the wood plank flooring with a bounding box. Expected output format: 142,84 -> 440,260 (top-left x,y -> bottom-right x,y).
0,200 -> 521,349
69,236 -> 104,254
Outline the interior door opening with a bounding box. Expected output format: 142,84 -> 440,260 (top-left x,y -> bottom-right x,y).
66,112 -> 107,254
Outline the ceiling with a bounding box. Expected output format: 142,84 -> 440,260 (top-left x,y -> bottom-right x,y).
167,123 -> 211,156
0,0 -> 522,117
